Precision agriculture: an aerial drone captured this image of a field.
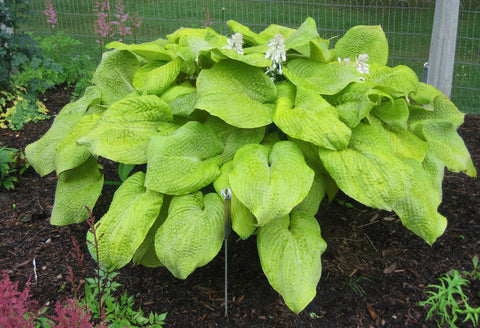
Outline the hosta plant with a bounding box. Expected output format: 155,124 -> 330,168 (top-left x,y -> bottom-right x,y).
26,18 -> 476,314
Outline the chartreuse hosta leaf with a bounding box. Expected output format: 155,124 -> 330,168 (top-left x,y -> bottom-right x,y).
229,141 -> 314,225
328,82 -> 386,128
213,161 -> 257,239
273,82 -> 351,150
283,17 -> 322,56
50,157 -> 104,225
226,20 -> 268,45
258,23 -> 296,41
79,95 -> 174,164
196,59 -> 277,128
132,196 -> 172,268
133,57 -> 182,95
155,192 -> 224,279
372,98 -> 409,129
145,121 -> 224,195
319,123 -> 412,211
106,39 -> 171,61
160,82 -> 196,117
25,86 -> 101,177
366,64 -> 418,97
335,25 -> 389,65
283,59 -> 361,96
381,123 -> 428,163
393,158 -> 447,245
88,172 -> 164,270
92,49 -> 139,105
257,212 -> 327,314
293,174 -> 326,216
414,121 -> 476,176
55,114 -> 101,175
204,116 -> 266,163
409,88 -> 465,130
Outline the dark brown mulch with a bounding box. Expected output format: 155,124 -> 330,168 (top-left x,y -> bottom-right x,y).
0,86 -> 479,328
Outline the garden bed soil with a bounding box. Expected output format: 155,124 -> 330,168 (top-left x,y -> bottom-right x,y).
0,87 -> 479,327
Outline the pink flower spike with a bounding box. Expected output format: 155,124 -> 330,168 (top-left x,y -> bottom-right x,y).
43,0 -> 57,30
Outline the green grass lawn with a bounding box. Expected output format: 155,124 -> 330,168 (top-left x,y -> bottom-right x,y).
20,0 -> 479,113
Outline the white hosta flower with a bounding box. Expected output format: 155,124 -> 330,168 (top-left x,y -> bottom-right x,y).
355,54 -> 370,75
337,57 -> 351,66
265,33 -> 287,75
222,32 -> 244,54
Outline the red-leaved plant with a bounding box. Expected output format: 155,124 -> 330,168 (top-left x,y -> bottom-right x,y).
49,298 -> 94,328
0,271 -> 38,328
0,270 -> 98,328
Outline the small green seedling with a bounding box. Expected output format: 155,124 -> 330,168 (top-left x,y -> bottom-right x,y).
419,257 -> 480,328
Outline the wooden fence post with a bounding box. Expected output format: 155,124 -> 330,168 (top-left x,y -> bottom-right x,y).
427,0 -> 460,98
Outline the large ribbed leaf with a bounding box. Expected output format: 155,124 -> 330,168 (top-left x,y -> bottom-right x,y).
92,49 -> 139,105
145,121 -> 224,195
229,141 -> 314,225
155,192 -> 224,279
273,83 -> 351,150
78,95 -> 174,164
167,27 -> 208,44
394,159 -> 447,245
226,20 -> 267,45
319,123 -> 412,210
204,116 -> 266,163
258,23 -> 296,41
372,98 -> 409,129
329,82 -> 379,128
257,212 -> 327,314
309,39 -> 333,63
50,157 -> 104,225
415,121 -> 476,176
366,65 -> 418,97
381,123 -> 428,162
25,86 -> 101,176
284,59 -> 360,95
213,161 -> 257,239
106,39 -> 171,61
293,174 -> 326,216
133,57 -> 182,95
335,25 -> 388,65
160,82 -> 196,117
132,196 -> 172,268
196,60 -> 277,128
89,172 -> 164,270
284,17 -> 319,50
55,114 -> 101,174
409,90 -> 465,130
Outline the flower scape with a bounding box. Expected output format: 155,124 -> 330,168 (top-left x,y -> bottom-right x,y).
25,18 -> 476,314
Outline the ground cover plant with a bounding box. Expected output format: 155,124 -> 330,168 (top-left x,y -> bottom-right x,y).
419,255 -> 480,327
0,0 -> 96,130
25,18 -> 476,315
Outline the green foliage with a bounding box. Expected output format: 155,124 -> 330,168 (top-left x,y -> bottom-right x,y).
0,1 -> 50,130
0,0 -> 39,90
1,3 -> 95,131
26,18 -> 476,314
419,258 -> 480,328
0,88 -> 50,130
83,270 -> 166,327
10,32 -> 96,97
0,145 -> 28,190
344,276 -> 374,297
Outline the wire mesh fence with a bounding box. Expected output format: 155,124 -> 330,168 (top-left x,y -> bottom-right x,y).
20,0 -> 480,113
